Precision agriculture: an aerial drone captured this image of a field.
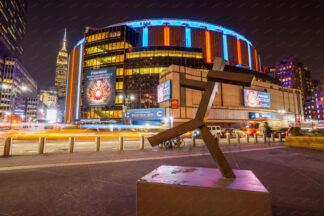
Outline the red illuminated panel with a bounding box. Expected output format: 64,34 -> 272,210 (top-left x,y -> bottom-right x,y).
205,30 -> 212,63
237,39 -> 242,65
171,99 -> 178,109
164,25 -> 170,46
255,49 -> 259,71
68,49 -> 75,122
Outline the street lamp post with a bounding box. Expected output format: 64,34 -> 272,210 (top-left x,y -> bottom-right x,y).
120,94 -> 135,124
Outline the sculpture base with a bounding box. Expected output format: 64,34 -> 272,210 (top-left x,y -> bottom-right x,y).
136,165 -> 272,216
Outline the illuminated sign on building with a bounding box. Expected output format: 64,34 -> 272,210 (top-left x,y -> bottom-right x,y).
244,89 -> 271,108
83,67 -> 116,106
157,80 -> 171,103
249,112 -> 273,119
124,108 -> 166,121
46,109 -> 57,123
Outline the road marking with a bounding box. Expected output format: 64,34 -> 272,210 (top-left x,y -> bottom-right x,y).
0,146 -> 285,172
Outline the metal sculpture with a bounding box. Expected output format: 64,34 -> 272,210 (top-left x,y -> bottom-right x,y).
148,59 -> 255,178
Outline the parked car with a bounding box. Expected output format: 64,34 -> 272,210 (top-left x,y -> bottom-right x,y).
192,126 -> 221,138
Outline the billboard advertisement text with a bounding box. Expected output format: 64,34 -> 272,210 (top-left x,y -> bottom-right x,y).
244,89 -> 271,108
157,80 -> 171,103
84,67 -> 116,106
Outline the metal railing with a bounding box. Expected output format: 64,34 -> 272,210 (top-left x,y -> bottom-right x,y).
1,133 -> 284,157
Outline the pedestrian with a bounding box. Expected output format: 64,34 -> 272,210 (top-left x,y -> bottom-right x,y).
264,122 -> 271,145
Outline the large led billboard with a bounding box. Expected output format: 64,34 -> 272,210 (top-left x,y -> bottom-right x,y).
83,67 -> 116,107
157,80 -> 171,103
244,89 -> 271,108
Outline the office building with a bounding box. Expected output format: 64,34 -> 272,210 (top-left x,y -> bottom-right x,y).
0,0 -> 28,114
39,87 -> 58,108
274,57 -> 313,98
0,57 -> 37,121
274,57 -> 314,119
54,28 -> 68,122
314,90 -> 324,122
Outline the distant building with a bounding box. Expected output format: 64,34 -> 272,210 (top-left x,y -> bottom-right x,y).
0,58 -> 38,121
39,87 -> 58,108
54,28 -> 68,122
36,99 -> 47,121
274,57 -> 314,120
25,97 -> 38,122
0,0 -> 28,115
314,90 -> 324,122
263,66 -> 276,78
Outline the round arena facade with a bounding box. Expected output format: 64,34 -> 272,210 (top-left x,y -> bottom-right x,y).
65,19 -> 269,123
109,19 -> 260,70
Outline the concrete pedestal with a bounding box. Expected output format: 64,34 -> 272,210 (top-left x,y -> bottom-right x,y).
137,165 -> 272,216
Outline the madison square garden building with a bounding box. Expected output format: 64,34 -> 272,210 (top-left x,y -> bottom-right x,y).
64,19 -> 299,125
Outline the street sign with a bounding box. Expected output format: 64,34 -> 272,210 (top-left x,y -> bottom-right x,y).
124,108 -> 166,121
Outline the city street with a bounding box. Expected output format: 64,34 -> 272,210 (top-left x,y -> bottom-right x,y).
0,145 -> 323,216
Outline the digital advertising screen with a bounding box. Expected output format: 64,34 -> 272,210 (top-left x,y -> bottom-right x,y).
83,67 -> 116,107
157,80 -> 171,103
244,89 -> 271,108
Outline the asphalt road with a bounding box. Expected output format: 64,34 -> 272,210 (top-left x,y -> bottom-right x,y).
0,146 -> 323,216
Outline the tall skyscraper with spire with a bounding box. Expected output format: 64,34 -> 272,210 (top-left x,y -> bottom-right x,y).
54,28 -> 68,122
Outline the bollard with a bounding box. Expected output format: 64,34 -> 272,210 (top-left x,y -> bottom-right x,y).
39,137 -> 46,154
254,133 -> 258,144
192,135 -> 196,147
271,133 -> 275,143
119,136 -> 124,151
216,133 -> 220,145
263,134 -> 267,144
226,133 -> 230,144
140,136 -> 145,150
236,133 -> 240,144
3,137 -> 12,156
96,136 -> 101,152
279,133 -> 283,144
69,137 -> 75,153
246,134 -> 249,144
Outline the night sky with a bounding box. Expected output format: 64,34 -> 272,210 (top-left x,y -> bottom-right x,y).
22,0 -> 324,89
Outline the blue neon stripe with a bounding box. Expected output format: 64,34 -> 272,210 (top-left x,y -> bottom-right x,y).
258,55 -> 262,71
143,26 -> 148,47
64,54 -> 70,118
248,44 -> 252,69
223,34 -> 228,61
73,38 -> 86,49
109,19 -> 253,47
185,27 -> 191,47
75,42 -> 83,120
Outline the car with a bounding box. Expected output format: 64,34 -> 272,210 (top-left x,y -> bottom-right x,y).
208,126 -> 221,137
192,126 -> 221,138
